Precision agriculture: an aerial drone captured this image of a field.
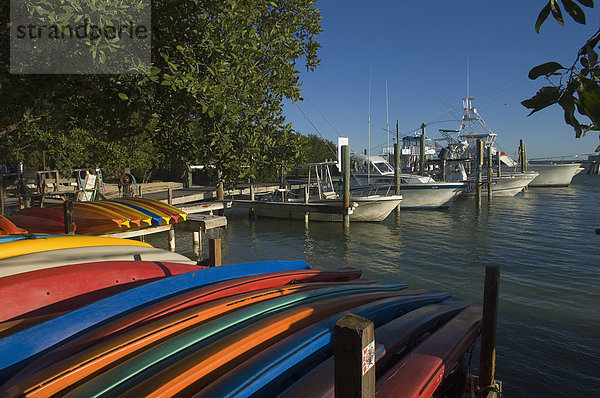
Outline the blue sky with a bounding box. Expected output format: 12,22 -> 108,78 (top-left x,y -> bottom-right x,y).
283,0 -> 600,160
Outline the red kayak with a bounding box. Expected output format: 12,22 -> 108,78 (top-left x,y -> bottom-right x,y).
6,207 -> 72,234
375,303 -> 483,398
0,261 -> 205,323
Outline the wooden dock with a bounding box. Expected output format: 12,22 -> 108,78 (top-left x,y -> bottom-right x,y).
142,182 -> 310,205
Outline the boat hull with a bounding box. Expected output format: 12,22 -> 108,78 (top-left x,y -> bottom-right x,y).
352,182 -> 465,208
528,163 -> 582,187
256,196 -> 402,222
463,172 -> 538,197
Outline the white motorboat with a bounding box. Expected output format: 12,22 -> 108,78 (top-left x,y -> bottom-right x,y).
502,157 -> 582,187
349,154 -> 466,208
257,162 -> 402,222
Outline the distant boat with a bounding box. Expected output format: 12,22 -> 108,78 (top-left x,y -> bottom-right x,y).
434,97 -> 538,197
500,155 -> 582,187
348,154 -> 466,208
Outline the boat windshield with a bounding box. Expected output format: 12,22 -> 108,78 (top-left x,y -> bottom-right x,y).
373,162 -> 394,174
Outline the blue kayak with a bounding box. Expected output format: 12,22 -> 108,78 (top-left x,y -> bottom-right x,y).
0,260 -> 310,380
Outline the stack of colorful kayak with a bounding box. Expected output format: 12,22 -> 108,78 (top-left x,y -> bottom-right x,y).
7,197 -> 187,235
0,258 -> 482,397
0,234 -> 201,335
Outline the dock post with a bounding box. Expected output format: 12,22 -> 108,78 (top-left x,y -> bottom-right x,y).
217,171 -> 224,216
487,145 -> 492,198
167,188 -> 175,251
441,159 -> 447,182
63,200 -> 75,235
334,313 -> 375,398
249,182 -> 256,219
479,265 -> 500,396
209,238 -> 222,267
497,151 -> 502,177
420,123 -> 426,176
476,139 -> 484,200
304,185 -> 309,226
342,145 -> 351,226
394,142 -> 401,196
519,140 -> 527,173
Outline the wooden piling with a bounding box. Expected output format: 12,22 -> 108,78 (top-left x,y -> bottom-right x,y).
497,151 -> 501,178
208,238 -> 222,267
304,185 -> 309,225
249,183 -> 256,219
519,140 -> 527,173
394,142 -> 401,196
63,200 -> 75,235
420,123 -> 426,176
343,146 -> 351,228
334,313 -> 375,398
476,139 -> 484,199
479,265 -> 500,394
487,146 -> 492,198
168,188 -> 175,251
342,145 -> 350,209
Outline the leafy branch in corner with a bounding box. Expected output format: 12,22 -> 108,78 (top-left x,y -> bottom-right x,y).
522,0 -> 600,143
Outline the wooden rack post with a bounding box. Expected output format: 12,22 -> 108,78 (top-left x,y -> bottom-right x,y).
63,200 -> 75,235
0,174 -> 4,215
334,313 -> 375,398
208,238 -> 222,267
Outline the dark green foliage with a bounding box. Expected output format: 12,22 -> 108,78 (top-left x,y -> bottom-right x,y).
0,0 -> 322,184
524,1 -> 600,137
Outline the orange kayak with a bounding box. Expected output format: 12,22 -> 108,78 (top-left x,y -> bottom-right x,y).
118,290 -> 409,397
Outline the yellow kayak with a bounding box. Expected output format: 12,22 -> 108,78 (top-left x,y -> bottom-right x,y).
0,235 -> 151,260
91,201 -> 153,228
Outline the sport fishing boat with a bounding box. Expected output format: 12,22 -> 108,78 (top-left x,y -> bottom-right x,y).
257,162 -> 402,222
349,154 -> 466,208
434,97 -> 538,197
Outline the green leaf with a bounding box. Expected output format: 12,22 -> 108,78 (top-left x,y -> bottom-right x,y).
561,0 -> 586,24
587,46 -> 598,67
577,78 -> 600,128
575,0 -> 594,7
558,93 -> 584,137
118,93 -> 129,100
528,62 -> 565,79
536,3 -> 552,33
522,86 -> 562,115
550,0 -> 565,25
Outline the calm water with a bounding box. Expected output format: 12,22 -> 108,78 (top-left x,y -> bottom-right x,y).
148,173 -> 600,397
